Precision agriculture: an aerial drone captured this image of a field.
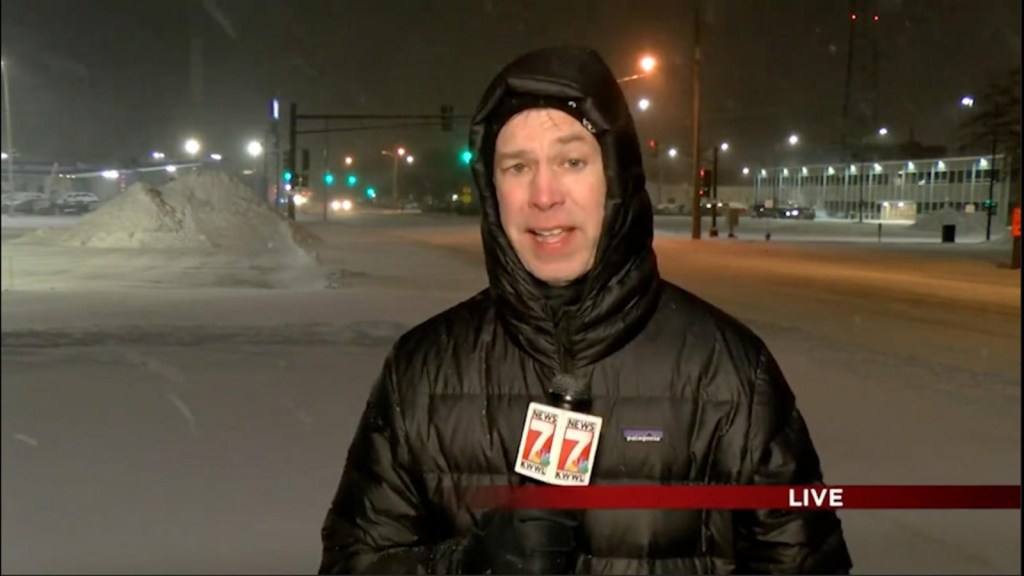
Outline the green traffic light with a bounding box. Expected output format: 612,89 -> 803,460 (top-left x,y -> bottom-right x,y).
366,187 -> 376,199
283,170 -> 293,182
347,174 -> 358,187
324,172 -> 335,186
460,150 -> 473,165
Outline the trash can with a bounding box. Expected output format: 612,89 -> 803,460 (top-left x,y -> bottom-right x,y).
941,224 -> 956,243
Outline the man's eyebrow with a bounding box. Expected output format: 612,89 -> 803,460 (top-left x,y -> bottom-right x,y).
554,133 -> 591,146
494,149 -> 532,163
494,134 -> 592,163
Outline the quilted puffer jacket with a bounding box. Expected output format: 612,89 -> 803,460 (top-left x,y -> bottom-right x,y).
319,46 -> 852,575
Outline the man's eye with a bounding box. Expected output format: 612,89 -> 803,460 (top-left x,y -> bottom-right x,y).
503,163 -> 527,174
565,158 -> 587,169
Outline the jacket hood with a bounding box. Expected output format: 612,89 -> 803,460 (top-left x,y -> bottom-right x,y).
468,46 -> 661,373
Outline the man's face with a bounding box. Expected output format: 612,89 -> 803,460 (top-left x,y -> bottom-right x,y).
493,108 -> 607,286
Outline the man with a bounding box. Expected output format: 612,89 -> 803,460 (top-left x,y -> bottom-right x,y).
319,46 -> 853,575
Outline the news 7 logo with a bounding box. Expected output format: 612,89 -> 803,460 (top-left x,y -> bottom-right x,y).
557,423 -> 594,474
525,417 -> 555,466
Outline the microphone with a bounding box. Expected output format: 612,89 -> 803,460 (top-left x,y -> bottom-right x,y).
503,373 -> 595,573
547,373 -> 592,413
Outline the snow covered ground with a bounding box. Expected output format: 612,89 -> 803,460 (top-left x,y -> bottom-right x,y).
654,213 -> 1017,246
1,211 -> 1020,574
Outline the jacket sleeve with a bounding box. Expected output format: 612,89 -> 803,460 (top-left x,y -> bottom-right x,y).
319,355 -> 468,575
733,345 -> 854,575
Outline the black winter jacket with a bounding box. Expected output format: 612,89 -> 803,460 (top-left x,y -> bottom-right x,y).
320,46 -> 852,575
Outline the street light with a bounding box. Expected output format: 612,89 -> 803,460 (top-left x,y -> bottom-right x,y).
637,98 -> 651,111
640,55 -> 657,73
382,146 -> 412,205
618,54 -> 658,83
344,155 -> 354,166
245,140 -> 264,192
958,96 -> 999,241
765,135 -> 800,214
742,167 -> 750,176
210,153 -> 223,161
709,142 -> 729,237
247,140 -> 264,157
878,127 -> 889,136
184,138 -> 201,156
1,58 -> 14,194
667,147 -> 678,158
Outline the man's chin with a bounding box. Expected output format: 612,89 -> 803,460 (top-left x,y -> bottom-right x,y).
526,262 -> 589,287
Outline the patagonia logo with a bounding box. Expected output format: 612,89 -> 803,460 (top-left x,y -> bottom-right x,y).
623,428 -> 664,443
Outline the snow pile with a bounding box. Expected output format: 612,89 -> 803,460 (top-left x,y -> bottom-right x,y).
990,230 -> 1017,247
909,208 -> 991,236
24,172 -> 318,257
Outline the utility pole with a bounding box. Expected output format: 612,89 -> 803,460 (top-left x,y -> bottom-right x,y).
287,102 -> 298,221
322,119 -> 330,223
710,145 -> 719,237
689,1 -> 703,239
266,97 -> 280,206
839,0 -> 858,163
391,154 -> 400,206
1011,187 -> 1021,270
1,59 -> 14,194
985,130 -> 996,241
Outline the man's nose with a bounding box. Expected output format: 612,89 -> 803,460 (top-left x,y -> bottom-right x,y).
528,166 -> 565,210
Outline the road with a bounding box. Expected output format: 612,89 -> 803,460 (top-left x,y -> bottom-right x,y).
2,213 -> 1020,574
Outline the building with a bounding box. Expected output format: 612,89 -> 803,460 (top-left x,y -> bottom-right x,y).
748,154 -> 1013,222
2,160 -> 211,201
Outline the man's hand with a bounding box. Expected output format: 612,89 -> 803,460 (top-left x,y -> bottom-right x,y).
462,509 -> 581,574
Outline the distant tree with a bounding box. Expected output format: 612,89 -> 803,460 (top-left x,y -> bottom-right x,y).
958,66 -> 1021,180
959,67 -> 1021,266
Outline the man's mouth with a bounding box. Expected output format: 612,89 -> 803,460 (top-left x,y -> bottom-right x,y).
529,227 -> 575,244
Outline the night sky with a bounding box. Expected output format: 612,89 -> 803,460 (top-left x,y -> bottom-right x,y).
1,0 -> 1020,188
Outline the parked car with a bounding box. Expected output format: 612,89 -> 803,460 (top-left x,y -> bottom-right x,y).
2,192 -> 48,215
54,192 -> 100,214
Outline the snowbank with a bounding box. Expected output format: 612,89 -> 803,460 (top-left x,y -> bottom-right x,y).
908,208 -> 991,235
21,172 -> 318,258
990,230 -> 1017,248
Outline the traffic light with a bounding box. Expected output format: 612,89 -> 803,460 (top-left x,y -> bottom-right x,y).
441,104 -> 454,132
460,149 -> 473,165
347,174 -> 358,188
324,171 -> 335,186
284,149 -> 295,183
366,187 -> 376,199
699,168 -> 713,196
647,139 -> 659,157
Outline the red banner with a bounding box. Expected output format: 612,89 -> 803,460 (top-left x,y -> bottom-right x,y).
467,485 -> 1021,510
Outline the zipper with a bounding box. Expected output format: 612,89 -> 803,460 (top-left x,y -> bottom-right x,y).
554,313 -> 574,373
